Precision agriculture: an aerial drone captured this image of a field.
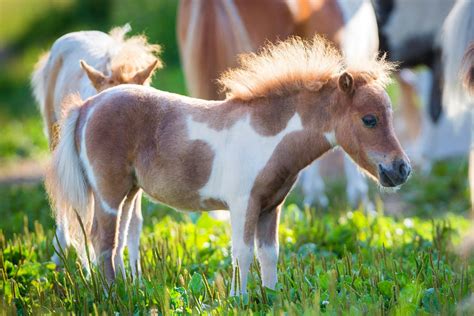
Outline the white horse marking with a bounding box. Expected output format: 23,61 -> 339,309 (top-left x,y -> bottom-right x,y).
80,100 -> 118,216
187,113 -> 304,207
257,244 -> 279,289
187,113 -> 303,295
324,130 -> 337,147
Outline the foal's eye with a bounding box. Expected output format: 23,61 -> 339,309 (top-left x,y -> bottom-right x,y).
362,115 -> 377,128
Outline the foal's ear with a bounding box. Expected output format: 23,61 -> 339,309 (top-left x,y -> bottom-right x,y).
80,60 -> 107,91
338,72 -> 354,95
132,59 -> 159,85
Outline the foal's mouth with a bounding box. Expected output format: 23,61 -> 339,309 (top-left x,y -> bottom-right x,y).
378,167 -> 397,187
378,162 -> 410,187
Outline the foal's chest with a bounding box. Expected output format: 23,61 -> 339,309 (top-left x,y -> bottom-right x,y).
185,113 -> 304,208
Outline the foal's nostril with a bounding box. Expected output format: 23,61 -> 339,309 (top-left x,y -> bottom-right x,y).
395,160 -> 411,180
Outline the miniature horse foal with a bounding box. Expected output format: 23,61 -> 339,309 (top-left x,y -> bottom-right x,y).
46,37 -> 410,294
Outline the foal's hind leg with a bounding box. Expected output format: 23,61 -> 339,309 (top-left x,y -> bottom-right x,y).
127,189 -> 143,278
115,187 -> 140,279
91,180 -> 134,283
256,205 -> 281,289
93,195 -> 121,282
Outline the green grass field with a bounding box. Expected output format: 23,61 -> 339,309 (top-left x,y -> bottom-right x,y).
0,177 -> 473,314
0,0 -> 473,314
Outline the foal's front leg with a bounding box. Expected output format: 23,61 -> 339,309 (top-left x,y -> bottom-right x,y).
256,205 -> 281,289
229,198 -> 258,296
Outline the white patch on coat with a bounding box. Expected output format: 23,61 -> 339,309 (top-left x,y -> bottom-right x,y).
256,244 -> 279,289
228,196 -> 255,296
186,113 -> 303,209
337,0 -> 378,60
324,130 -> 337,147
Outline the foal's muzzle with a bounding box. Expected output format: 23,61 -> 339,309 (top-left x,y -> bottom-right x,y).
378,159 -> 411,187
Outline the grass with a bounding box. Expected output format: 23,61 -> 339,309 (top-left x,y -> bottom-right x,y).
0,0 -> 183,164
1,0 -> 473,314
0,165 -> 473,314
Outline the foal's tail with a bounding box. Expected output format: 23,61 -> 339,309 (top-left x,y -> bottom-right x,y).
45,95 -> 93,259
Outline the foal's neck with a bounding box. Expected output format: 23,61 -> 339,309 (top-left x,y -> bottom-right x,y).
212,89 -> 337,173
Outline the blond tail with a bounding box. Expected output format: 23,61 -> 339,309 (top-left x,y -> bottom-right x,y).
45,96 -> 93,259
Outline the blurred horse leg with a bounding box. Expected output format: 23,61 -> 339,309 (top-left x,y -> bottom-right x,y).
301,161 -> 328,208
51,221 -> 69,265
343,154 -> 373,211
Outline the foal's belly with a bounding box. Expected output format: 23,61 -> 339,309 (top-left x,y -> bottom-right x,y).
139,169 -> 228,211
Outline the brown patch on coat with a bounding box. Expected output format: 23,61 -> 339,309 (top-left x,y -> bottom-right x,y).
177,0 -> 294,100
201,198 -> 228,210
191,95 -> 298,137
293,0 -> 344,47
77,88 -> 216,211
178,0 -> 350,101
256,204 -> 281,247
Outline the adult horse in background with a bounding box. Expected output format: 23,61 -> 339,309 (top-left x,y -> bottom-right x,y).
460,44 -> 474,256
177,0 -> 379,209
46,37 -> 410,292
31,24 -> 162,274
441,0 -> 474,211
372,0 -> 472,166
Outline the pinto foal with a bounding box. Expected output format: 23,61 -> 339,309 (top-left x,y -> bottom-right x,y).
46,37 -> 410,294
32,25 -> 161,269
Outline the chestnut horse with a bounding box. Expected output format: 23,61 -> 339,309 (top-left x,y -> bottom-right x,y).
32,24 -> 162,270
46,37 -> 410,293
177,0 -> 379,209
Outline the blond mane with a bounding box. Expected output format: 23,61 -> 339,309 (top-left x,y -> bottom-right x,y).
108,24 -> 163,80
219,36 -> 396,101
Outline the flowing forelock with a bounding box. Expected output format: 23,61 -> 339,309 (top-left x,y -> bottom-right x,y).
108,24 -> 163,79
219,36 -> 396,101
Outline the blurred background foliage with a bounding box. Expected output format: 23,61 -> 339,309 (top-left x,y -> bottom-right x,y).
0,0 -> 471,227
0,0 -> 184,163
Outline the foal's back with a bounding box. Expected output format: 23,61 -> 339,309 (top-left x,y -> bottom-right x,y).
49,31 -> 117,101
76,85 -> 225,211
